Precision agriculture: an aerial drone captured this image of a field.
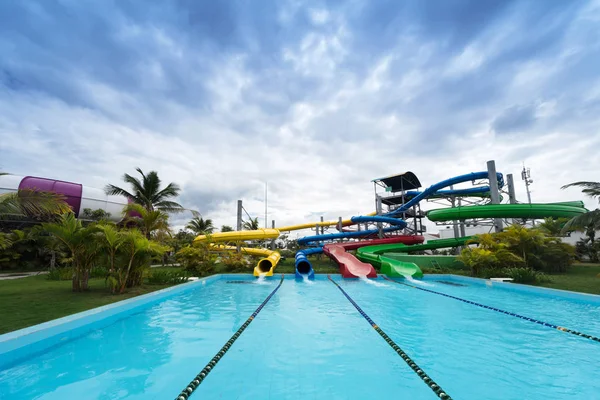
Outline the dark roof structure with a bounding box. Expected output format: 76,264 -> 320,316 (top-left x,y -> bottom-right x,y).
372,171 -> 421,192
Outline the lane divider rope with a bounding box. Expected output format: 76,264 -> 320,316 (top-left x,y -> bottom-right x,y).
383,276 -> 600,344
175,275 -> 285,400
328,275 -> 453,400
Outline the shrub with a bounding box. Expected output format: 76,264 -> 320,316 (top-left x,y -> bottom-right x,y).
147,270 -> 189,285
176,245 -> 217,276
503,267 -> 551,284
220,251 -> 250,272
47,267 -> 73,281
90,266 -> 108,279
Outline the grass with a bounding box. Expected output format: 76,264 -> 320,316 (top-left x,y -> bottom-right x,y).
535,263 -> 600,295
0,275 -> 175,334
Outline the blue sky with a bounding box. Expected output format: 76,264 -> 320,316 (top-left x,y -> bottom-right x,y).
1,0 -> 599,232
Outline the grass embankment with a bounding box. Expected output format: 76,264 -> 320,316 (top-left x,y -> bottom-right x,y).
0,276 -> 173,334
535,263 -> 600,295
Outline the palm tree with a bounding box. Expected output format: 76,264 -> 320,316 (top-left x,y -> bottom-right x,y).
561,181 -> 600,232
96,223 -> 123,273
243,217 -> 260,230
104,168 -> 183,212
186,217 -> 214,235
42,213 -> 101,291
123,203 -> 170,239
221,225 -> 234,232
537,217 -> 570,237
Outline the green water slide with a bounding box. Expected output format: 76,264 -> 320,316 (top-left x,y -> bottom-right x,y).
427,202 -> 587,222
356,237 -> 475,278
357,202 -> 587,279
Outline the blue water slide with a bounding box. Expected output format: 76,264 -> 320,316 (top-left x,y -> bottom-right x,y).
295,247 -> 322,279
350,215 -> 407,226
387,171 -> 503,216
404,186 -> 492,200
297,226 -> 403,245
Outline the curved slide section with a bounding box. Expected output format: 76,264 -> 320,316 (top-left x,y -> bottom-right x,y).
357,237 -> 474,278
297,226 -> 403,245
427,203 -> 587,221
195,229 -> 281,276
295,247 -> 322,279
323,236 -> 424,278
387,171 -> 504,216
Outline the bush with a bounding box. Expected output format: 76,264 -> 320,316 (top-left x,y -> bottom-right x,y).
147,270 -> 189,285
176,245 -> 217,276
503,267 -> 551,284
220,251 -> 250,272
47,267 -> 73,281
90,266 -> 108,279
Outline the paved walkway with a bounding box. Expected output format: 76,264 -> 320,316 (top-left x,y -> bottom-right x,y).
0,271 -> 48,280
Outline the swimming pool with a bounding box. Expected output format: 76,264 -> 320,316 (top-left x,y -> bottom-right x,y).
0,274 -> 598,399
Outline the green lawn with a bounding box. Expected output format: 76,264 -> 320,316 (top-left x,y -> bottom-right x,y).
0,275 -> 174,334
536,263 -> 600,295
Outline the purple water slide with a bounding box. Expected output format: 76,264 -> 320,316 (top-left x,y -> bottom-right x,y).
19,176 -> 83,216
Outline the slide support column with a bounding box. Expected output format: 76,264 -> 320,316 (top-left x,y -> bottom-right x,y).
236,200 -> 243,252
487,160 -> 503,232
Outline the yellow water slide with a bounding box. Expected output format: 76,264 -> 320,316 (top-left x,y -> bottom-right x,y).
277,212 -> 376,232
193,211 -> 376,277
194,229 -> 281,276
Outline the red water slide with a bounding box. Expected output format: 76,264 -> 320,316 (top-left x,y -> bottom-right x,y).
323,236 -> 424,278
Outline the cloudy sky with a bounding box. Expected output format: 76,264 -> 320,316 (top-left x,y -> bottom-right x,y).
1,0 -> 599,235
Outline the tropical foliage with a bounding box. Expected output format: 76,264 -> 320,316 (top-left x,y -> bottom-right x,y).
186,217 -> 214,235
221,225 -> 234,232
42,214 -> 102,292
124,203 -> 170,239
0,189 -> 71,220
561,181 -> 600,232
243,217 -> 260,230
459,225 -> 575,282
105,167 -> 183,212
176,243 -> 217,276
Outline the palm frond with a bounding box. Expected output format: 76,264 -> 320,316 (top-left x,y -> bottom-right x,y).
104,184 -> 134,199
0,190 -> 72,218
561,181 -> 600,201
561,209 -> 600,233
154,200 -> 184,212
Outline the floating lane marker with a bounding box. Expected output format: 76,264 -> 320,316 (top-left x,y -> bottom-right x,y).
174,275 -> 285,400
328,275 -> 453,400
383,276 -> 600,344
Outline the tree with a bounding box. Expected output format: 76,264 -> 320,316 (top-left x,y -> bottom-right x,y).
104,168 -> 183,212
561,181 -> 600,233
96,223 -> 123,273
537,217 -> 570,237
221,225 -> 234,232
123,203 -> 170,239
186,217 -> 214,235
42,214 -> 101,291
243,217 -> 260,230
116,230 -> 168,293
81,208 -> 111,222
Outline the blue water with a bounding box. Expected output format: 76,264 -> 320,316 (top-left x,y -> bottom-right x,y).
0,276 -> 599,399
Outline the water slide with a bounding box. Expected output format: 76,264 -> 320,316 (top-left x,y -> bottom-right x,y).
323,236 -> 424,278
427,202 -> 587,222
356,237 -> 474,278
194,229 -> 280,276
294,171 -> 505,278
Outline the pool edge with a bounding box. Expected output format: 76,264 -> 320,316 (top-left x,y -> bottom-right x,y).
0,274 -> 232,369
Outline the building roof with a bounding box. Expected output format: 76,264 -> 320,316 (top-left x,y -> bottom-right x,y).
373,171 -> 421,192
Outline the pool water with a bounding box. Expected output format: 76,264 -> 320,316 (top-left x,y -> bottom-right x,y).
0,275 -> 599,399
